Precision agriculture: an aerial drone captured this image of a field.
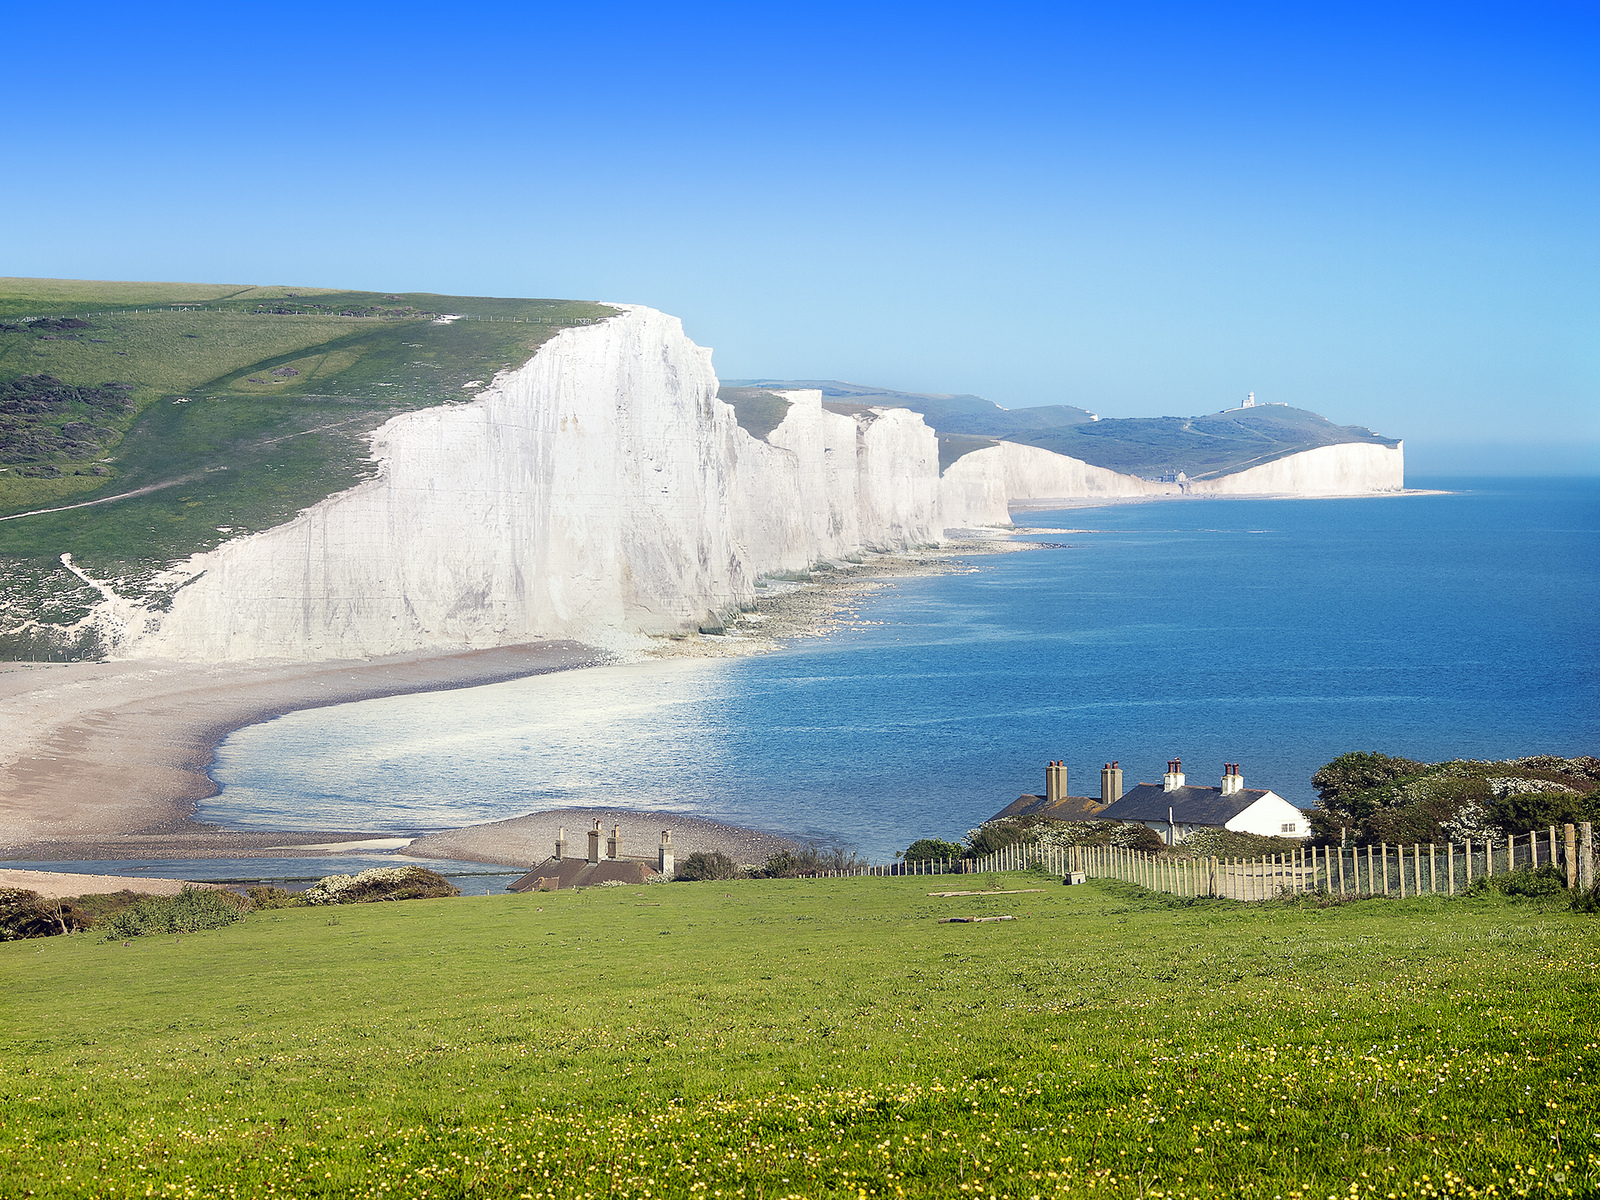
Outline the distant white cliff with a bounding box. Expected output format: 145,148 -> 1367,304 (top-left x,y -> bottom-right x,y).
109,306 -> 1402,662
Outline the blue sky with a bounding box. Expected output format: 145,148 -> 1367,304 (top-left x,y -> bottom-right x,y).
4,1 -> 1595,472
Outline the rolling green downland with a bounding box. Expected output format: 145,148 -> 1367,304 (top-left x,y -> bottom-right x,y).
0,278 -> 614,660
730,380 -> 1399,479
2,875 -> 1595,1200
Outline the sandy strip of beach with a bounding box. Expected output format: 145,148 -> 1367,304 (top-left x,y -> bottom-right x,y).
0,868 -> 218,899
0,537 -> 1020,866
0,641 -> 603,855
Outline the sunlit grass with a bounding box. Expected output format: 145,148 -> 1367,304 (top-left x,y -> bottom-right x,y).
1,874 -> 1594,1198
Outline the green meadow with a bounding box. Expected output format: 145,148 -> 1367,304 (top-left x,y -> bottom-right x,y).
1,874 -> 1594,1199
0,278 -> 612,657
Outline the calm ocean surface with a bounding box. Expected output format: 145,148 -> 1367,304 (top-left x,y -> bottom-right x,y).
198,477 -> 1598,863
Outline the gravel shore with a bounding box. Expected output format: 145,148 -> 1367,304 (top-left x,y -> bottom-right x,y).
0,535 -> 1025,868
406,809 -> 799,870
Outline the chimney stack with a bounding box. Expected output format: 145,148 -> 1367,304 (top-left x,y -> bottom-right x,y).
1100,761 -> 1123,805
1220,763 -> 1244,796
607,824 -> 621,860
554,827 -> 567,862
1163,758 -> 1186,792
587,820 -> 602,865
658,830 -> 674,878
1045,760 -> 1066,807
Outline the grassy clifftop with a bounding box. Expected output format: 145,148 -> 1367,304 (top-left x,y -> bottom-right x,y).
733,378 -> 1398,478
0,277 -> 614,659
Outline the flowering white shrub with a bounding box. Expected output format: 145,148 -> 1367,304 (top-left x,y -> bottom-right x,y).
301,866 -> 459,905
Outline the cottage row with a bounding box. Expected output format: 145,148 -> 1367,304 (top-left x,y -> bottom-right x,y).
996,757 -> 1309,843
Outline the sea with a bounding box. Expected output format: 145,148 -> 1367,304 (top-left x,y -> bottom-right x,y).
16,477 -> 1597,881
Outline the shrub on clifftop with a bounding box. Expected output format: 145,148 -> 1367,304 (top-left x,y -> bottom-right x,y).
0,887 -> 91,940
100,887 -> 249,940
902,838 -> 965,863
301,866 -> 460,905
674,851 -> 741,882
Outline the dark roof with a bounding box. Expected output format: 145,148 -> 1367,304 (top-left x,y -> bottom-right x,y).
1096,783 -> 1273,826
507,857 -> 659,892
992,794 -> 1110,822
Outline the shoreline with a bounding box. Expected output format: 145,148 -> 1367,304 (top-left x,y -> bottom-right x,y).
0,536 -> 1018,864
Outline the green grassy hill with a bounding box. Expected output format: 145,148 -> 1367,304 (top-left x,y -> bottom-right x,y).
732,379 -> 1398,478
0,278 -> 613,659
1,873 -> 1592,1198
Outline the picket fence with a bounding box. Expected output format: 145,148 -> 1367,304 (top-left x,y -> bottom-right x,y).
808,821 -> 1597,901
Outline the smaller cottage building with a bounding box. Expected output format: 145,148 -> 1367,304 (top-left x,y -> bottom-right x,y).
1094,759 -> 1309,845
508,822 -> 674,891
993,759 -> 1109,822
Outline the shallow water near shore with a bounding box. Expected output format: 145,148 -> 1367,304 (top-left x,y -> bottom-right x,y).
194,477 -> 1597,862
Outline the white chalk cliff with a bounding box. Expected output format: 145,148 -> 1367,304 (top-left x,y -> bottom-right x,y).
111,306 -> 1402,662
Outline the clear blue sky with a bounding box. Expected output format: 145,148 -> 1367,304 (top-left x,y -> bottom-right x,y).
4,1 -> 1595,473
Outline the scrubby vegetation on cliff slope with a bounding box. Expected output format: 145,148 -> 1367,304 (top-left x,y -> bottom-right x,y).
0,277 -> 613,659
1308,751 -> 1600,845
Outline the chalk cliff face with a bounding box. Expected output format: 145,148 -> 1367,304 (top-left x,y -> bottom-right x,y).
122,308 -> 942,661
938,442 -> 1159,527
112,306 -> 1403,662
1183,442 -> 1404,496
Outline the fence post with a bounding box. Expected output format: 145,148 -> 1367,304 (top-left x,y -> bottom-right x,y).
1448,843 -> 1455,895
1583,822 -> 1595,890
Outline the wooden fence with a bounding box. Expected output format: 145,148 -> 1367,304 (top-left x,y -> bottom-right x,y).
810,821 -> 1597,901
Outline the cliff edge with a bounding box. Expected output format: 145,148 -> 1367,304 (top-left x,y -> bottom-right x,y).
80,305 -> 1401,662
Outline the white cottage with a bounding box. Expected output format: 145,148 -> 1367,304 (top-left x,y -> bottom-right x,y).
1095,758 -> 1309,845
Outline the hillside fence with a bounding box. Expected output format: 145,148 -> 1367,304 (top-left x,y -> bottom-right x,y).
811,821 -> 1596,901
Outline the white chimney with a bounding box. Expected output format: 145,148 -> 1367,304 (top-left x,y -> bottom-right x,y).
1162,758 -> 1186,792
1221,763 -> 1244,796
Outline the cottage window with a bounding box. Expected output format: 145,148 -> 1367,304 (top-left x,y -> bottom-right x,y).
1281,822 -> 1297,833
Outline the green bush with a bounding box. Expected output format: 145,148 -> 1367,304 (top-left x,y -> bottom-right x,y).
301,866 -> 459,905
1181,830 -> 1306,860
1489,787 -> 1600,836
964,816 -> 1044,857
100,887 -> 250,940
903,839 -> 964,863
246,886 -> 303,909
1569,884 -> 1600,914
675,851 -> 741,882
1467,865 -> 1568,899
0,887 -> 91,940
756,844 -> 865,878
1309,752 -> 1600,845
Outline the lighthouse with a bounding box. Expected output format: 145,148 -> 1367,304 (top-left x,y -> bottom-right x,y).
1243,391 -> 1256,408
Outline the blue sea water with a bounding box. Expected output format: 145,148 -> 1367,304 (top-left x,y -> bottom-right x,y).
196,478 -> 1598,862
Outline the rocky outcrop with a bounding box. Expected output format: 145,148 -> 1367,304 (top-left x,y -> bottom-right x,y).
104,305 -> 1403,663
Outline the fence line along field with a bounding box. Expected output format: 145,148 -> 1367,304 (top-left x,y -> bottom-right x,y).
1,871 -> 1595,1199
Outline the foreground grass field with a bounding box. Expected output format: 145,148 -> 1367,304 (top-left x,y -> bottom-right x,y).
1,874 -> 1595,1199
